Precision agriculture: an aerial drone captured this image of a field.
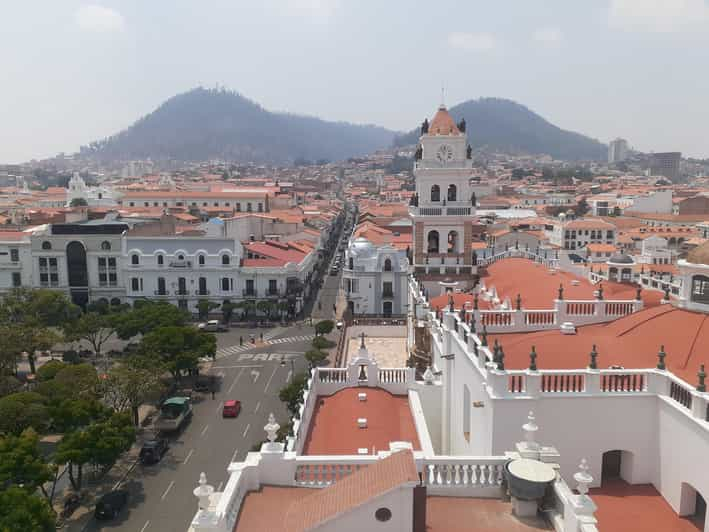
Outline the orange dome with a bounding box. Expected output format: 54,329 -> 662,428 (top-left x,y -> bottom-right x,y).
428,105 -> 460,136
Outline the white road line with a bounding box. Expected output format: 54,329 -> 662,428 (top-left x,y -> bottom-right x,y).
242,424 -> 250,438
161,480 -> 175,501
217,481 -> 224,492
228,367 -> 245,394
211,364 -> 263,370
254,401 -> 260,413
201,424 -> 209,437
263,366 -> 278,393
286,370 -> 292,382
140,520 -> 151,532
231,448 -> 239,462
251,370 -> 260,383
183,449 -> 194,465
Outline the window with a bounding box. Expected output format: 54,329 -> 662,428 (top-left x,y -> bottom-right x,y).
691,275 -> 709,303
12,272 -> 21,287
225,202 -> 230,207
351,279 -> 359,293
383,281 -> 393,297
131,278 -> 140,291
247,203 -> 252,212
153,202 -> 158,207
258,203 -> 263,212
131,254 -> 139,265
177,254 -> 185,261
236,203 -> 241,212
157,254 -> 164,266
177,277 -> 187,295
214,202 -> 219,207
203,202 -> 208,207
349,257 -> 354,270
41,241 -> 51,250
198,254 -> 205,266
268,279 -> 277,294
447,184 -> 457,202
427,230 -> 439,253
383,258 -> 392,271
221,278 -> 230,292
198,277 -> 207,295
144,202 -> 149,207
374,508 -> 392,522
101,241 -> 111,251
10,249 -> 19,262
245,279 -> 255,295
157,277 -> 166,295
430,184 -> 440,202
39,257 -> 59,287
129,202 -> 135,207
222,254 -> 230,266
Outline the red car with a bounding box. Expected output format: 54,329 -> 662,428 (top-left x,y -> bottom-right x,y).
222,400 -> 241,418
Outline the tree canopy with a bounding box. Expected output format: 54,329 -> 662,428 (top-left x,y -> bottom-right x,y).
140,326 -> 216,378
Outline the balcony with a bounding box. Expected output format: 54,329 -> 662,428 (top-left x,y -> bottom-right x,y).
195,289 -> 210,296
242,289 -> 257,298
175,290 -> 189,297
154,290 -> 170,296
266,289 -> 281,298
169,260 -> 192,268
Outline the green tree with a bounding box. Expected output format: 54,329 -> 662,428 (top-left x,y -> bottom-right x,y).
69,197 -> 88,207
0,393 -> 48,435
140,326 -> 216,379
63,311 -> 117,358
196,299 -> 220,321
55,412 -> 135,491
278,372 -> 308,416
35,360 -> 67,382
314,320 -> 334,336
102,356 -> 165,426
0,487 -> 56,532
1,288 -> 79,327
304,349 -> 327,368
312,336 -> 335,350
221,300 -> 237,324
113,302 -> 187,340
0,429 -> 55,497
257,300 -> 274,319
240,300 -> 256,320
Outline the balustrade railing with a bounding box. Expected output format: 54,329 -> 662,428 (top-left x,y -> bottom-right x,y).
601,372 -> 646,392
378,368 -> 410,384
541,373 -> 586,393
565,301 -> 596,316
508,374 -> 526,393
294,458 -> 376,487
317,368 -> 348,383
603,301 -> 635,316
524,310 -> 557,326
423,458 -> 507,489
479,311 -> 513,327
670,380 -> 693,409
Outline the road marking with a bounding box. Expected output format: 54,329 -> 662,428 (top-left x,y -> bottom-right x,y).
183,449 -> 194,465
227,367 -> 245,394
263,366 -> 278,393
242,424 -> 250,438
217,481 -> 224,492
201,424 -> 209,437
211,364 -> 263,370
140,520 -> 150,532
286,370 -> 292,382
251,370 -> 260,383
231,448 -> 239,462
161,480 -> 175,501
254,401 -> 260,413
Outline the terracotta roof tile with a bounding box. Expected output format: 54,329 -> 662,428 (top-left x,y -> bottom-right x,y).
428,105 -> 461,136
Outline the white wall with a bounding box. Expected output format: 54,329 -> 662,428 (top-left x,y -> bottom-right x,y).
317,487 -> 413,532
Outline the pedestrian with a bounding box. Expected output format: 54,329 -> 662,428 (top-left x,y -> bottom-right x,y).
260,332 -> 263,342
240,336 -> 243,346
211,389 -> 215,400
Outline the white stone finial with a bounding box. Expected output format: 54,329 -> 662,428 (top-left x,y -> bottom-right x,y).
423,366 -> 434,384
574,459 -> 593,498
194,472 -> 214,511
522,411 -> 539,450
264,413 -> 280,443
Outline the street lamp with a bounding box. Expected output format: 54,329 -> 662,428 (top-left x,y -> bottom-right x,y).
280,354 -> 295,382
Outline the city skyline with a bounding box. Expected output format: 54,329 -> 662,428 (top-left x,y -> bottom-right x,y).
2,0 -> 709,163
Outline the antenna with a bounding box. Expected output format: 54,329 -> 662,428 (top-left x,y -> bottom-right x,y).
440,85 -> 446,107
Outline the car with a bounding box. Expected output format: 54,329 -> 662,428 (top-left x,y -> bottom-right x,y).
222,399 -> 241,418
198,319 -> 227,332
139,438 -> 169,464
94,490 -> 128,520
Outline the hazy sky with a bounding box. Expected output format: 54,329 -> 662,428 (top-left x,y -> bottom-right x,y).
2,0 -> 709,163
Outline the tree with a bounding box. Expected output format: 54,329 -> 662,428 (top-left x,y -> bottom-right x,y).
69,197 -> 88,207
221,300 -> 237,324
0,429 -> 55,497
0,393 -> 48,435
35,360 -> 67,382
63,311 -> 117,358
240,300 -> 256,320
257,300 -> 274,320
0,487 -> 56,532
0,288 -> 79,327
196,299 -> 219,321
278,372 -> 308,416
113,302 -> 187,340
314,320 -> 334,336
312,336 -> 335,350
140,326 -> 216,379
304,349 -> 327,368
55,412 -> 135,491
102,357 -> 165,426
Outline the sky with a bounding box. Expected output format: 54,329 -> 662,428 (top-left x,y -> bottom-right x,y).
2,0 -> 709,163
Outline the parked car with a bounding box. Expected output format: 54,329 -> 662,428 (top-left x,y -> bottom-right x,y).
94,490 -> 128,520
222,399 -> 242,418
139,438 -> 169,464
198,320 -> 227,332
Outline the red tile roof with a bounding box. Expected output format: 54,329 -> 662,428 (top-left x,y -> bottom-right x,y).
428,105 -> 461,136
302,387 -> 421,455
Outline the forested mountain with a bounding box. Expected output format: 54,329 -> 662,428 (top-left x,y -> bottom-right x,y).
80,88 -> 398,164
395,98 -> 606,161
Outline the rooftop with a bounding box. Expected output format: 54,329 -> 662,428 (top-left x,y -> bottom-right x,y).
426,496 -> 551,532
302,387 -> 421,455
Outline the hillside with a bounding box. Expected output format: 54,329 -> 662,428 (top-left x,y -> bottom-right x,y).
394,98 -> 606,161
80,88 -> 398,164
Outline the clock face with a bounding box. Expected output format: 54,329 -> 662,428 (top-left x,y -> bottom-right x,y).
436,144 -> 453,161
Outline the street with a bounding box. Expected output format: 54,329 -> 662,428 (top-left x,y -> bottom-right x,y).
81,328 -> 312,532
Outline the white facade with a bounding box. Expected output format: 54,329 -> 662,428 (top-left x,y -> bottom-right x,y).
608,138 -> 629,163
66,173 -> 119,207
0,234 -> 32,292
342,237 -> 409,316
638,235 -> 675,265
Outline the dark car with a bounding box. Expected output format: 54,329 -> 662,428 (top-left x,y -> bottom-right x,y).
94,490 -> 128,520
139,438 -> 169,464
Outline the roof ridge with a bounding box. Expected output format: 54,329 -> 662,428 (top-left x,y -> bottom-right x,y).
681,313 -> 709,370
614,305 -> 677,338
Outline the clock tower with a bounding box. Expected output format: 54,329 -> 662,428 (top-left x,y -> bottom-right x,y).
410,104 -> 478,296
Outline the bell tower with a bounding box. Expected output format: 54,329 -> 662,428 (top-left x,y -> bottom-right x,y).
410,104 -> 477,296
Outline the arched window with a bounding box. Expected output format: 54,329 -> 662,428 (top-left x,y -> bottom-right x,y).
157,254 -> 164,266
427,231 -> 439,253
447,184 -> 457,202
198,254 -> 205,266
177,254 -> 185,261
42,241 -> 52,250
101,241 -> 111,251
448,231 -> 459,253
131,254 -> 139,265
384,258 -> 392,271
430,185 -> 440,202
222,254 -> 230,266
348,257 -> 354,270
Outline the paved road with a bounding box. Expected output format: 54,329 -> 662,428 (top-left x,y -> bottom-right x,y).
82,329 -> 313,532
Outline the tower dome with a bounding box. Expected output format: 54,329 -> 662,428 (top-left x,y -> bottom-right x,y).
427,105 -> 461,136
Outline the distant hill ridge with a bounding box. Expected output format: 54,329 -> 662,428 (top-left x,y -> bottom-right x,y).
81,89 -> 606,164
395,98 -> 606,161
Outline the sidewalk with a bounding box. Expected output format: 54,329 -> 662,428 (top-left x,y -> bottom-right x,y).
55,406 -> 156,531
